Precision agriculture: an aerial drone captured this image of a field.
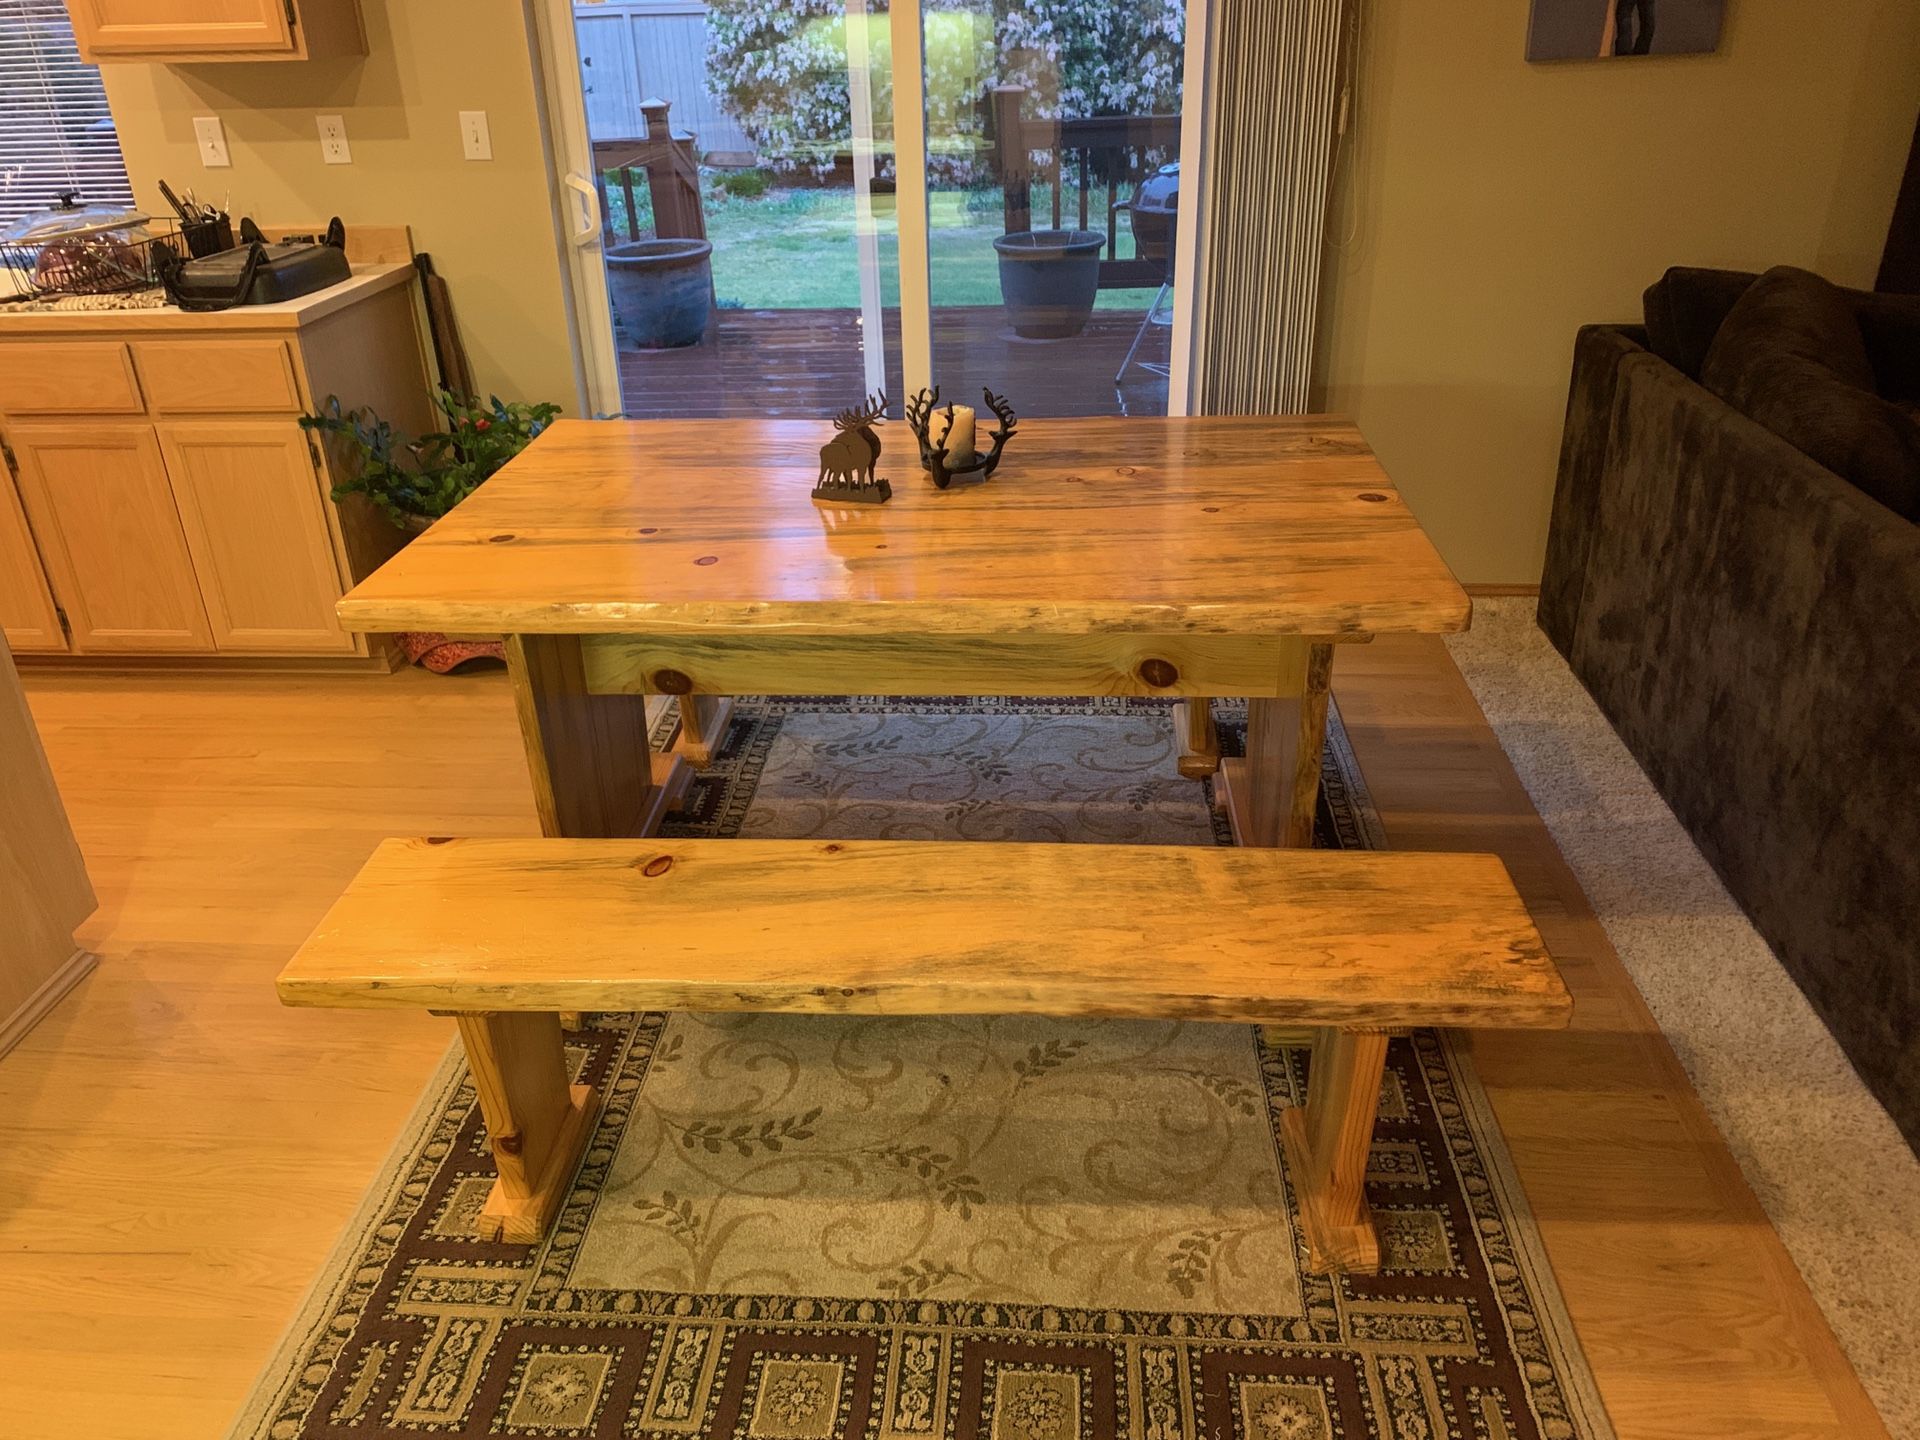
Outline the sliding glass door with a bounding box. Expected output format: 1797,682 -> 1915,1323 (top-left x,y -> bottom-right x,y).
919,0 -> 1188,417
540,0 -> 1198,422
552,0 -> 900,419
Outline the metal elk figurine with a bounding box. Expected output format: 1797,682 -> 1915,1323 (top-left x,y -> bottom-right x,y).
812,391 -> 892,505
905,387 -> 1019,489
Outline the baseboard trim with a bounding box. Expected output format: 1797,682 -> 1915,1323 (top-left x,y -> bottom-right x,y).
0,948 -> 98,1060
17,652 -> 398,676
1465,584 -> 1541,597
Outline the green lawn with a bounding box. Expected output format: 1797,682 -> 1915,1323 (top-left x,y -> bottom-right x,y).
606,180 -> 1158,312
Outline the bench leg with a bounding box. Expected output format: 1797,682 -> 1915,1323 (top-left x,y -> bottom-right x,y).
454,1012 -> 599,1244
1278,1027 -> 1389,1274
1172,698 -> 1220,779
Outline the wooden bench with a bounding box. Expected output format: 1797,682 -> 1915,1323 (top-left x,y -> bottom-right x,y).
278,837 -> 1571,1273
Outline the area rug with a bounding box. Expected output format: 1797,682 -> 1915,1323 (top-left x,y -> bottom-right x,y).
231,697 -> 1613,1440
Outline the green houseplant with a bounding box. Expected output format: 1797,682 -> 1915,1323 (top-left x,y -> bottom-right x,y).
301,390 -> 561,532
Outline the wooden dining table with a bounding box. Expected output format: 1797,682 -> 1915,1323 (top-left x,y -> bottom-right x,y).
336,415 -> 1469,848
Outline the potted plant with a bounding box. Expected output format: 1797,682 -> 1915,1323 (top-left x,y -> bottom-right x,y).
606,237 -> 715,349
993,228 -> 1106,338
301,390 -> 561,534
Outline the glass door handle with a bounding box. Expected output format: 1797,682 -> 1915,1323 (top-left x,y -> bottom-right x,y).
563,172 -> 602,248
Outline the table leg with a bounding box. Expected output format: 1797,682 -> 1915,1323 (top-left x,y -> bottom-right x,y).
506,634 -> 659,839
509,634 -> 667,1034
1172,697 -> 1220,779
454,1011 -> 598,1243
1215,640 -> 1332,849
672,694 -> 734,771
1277,1027 -> 1389,1273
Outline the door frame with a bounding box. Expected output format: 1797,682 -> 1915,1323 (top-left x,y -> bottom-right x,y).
530,0 -> 623,417
530,0 -> 1210,419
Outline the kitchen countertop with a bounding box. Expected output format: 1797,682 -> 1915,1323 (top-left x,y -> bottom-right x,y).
0,263 -> 415,334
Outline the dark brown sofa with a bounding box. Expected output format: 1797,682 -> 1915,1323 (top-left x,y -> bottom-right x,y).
1540,267 -> 1920,1151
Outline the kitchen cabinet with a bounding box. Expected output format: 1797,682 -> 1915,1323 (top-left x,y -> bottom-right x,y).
0,344 -> 143,415
9,423 -> 213,654
0,262 -> 431,665
67,0 -> 365,63
0,475 -> 66,654
161,421 -> 355,653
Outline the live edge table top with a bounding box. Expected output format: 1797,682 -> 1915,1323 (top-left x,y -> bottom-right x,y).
335,416 -> 1469,638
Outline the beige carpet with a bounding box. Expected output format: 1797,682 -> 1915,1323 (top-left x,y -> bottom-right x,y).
1449,600 -> 1920,1436
231,696 -> 1614,1440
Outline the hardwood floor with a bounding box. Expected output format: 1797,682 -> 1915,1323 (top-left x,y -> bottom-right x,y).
0,641 -> 1885,1438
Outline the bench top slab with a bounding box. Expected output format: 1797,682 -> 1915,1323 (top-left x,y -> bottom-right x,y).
334,417 -> 1470,638
280,838 -> 1570,1030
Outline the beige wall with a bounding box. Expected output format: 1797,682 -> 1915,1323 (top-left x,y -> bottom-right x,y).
94,1 -> 1920,580
1315,0 -> 1920,583
100,0 -> 582,414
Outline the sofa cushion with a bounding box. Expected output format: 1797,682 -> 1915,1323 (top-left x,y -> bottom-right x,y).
1643,267 -> 1759,378
1701,266 -> 1920,520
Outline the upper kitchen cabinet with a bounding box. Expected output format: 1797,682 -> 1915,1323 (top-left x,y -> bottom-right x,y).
67,0 -> 365,63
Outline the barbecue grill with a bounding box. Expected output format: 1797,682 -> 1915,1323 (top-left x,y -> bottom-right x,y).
1115,163 -> 1180,396
1127,162 -> 1180,276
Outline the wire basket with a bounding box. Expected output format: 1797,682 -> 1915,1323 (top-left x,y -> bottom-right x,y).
1,218 -> 232,298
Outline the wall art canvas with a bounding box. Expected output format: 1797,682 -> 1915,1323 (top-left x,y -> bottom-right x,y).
1526,0 -> 1725,61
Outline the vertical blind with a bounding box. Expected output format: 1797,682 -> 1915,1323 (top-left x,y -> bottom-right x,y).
1192,0 -> 1346,414
0,0 -> 136,231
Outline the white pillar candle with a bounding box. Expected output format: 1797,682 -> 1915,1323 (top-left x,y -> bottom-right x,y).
933,403 -> 976,466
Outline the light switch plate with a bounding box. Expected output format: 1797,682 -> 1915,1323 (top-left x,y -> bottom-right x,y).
316,114 -> 352,165
192,115 -> 231,168
459,110 -> 492,161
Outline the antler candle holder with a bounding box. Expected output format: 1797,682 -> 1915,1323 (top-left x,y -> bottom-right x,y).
905,386 -> 1019,490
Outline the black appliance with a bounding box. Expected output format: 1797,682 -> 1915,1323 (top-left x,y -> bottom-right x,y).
154,218 -> 351,312
1128,162 -> 1180,276
1114,164 -> 1180,397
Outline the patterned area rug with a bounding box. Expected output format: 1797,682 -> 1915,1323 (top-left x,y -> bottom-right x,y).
232,698 -> 1613,1440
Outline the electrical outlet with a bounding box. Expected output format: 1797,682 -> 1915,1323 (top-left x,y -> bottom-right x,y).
192,116 -> 231,169
459,110 -> 492,162
316,114 -> 352,165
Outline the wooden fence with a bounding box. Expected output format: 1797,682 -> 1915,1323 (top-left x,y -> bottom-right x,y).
573,1 -> 752,160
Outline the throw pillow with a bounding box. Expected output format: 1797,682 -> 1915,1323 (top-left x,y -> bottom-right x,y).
1643,267 -> 1760,379
1701,265 -> 1920,520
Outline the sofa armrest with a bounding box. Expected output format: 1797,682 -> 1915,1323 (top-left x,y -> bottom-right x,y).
1538,324 -> 1649,655
1567,359 -> 1920,1137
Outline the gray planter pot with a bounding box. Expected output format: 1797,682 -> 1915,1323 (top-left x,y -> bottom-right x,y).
993,228 -> 1104,338
606,237 -> 714,349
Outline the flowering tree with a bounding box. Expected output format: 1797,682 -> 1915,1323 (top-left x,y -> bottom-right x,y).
703,0 -> 1184,177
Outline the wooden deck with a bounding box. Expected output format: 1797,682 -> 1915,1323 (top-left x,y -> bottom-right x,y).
615,304 -> 1170,419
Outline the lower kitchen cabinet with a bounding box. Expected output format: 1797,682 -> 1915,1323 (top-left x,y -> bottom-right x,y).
9,423 -> 213,654
0,262 -> 432,664
0,472 -> 65,654
160,422 -> 356,654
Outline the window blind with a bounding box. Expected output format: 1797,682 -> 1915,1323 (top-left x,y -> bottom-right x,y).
0,0 -> 136,231
1191,0 -> 1346,414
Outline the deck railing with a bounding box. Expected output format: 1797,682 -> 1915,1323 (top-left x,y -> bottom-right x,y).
989,85 -> 1179,289
592,97 -> 708,243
